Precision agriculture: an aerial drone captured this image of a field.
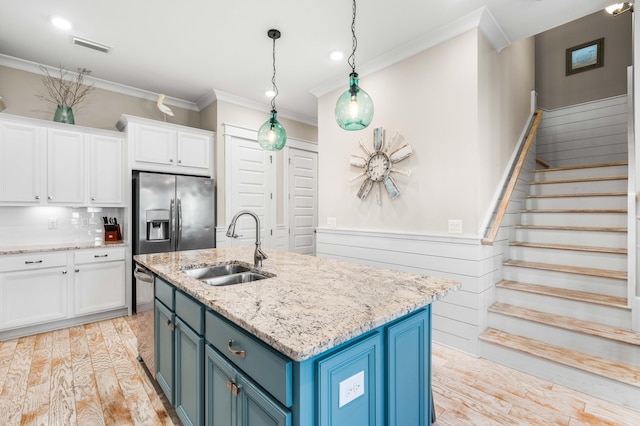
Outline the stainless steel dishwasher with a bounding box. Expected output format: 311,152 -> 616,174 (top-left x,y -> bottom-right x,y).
134,264 -> 156,377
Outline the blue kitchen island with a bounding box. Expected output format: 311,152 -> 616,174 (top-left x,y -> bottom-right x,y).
134,247 -> 459,426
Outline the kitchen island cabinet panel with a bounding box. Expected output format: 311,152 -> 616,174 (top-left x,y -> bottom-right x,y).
205,345 -> 236,425
0,121 -> 41,203
155,299 -> 175,404
387,308 -> 431,426
205,344 -> 291,426
316,332 -> 383,426
175,317 -> 204,426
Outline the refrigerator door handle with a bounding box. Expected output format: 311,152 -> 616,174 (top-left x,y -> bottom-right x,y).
169,198 -> 175,251
177,198 -> 182,250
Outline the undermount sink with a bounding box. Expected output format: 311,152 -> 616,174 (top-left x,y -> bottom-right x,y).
183,264 -> 271,286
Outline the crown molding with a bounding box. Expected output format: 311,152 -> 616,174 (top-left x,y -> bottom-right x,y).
207,89 -> 318,127
310,6 -> 511,98
0,53 -> 200,112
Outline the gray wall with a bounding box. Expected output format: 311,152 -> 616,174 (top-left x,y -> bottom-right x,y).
536,10 -> 631,110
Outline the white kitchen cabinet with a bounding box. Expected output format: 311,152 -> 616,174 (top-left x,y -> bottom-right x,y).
0,252 -> 69,331
0,121 -> 42,203
73,248 -> 126,316
89,134 -> 124,205
118,115 -> 214,177
47,128 -> 85,204
0,114 -> 125,207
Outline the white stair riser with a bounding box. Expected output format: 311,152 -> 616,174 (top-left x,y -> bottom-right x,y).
514,228 -> 627,248
509,246 -> 627,271
495,287 -> 631,328
534,165 -> 628,181
525,195 -> 627,210
530,179 -> 627,195
502,266 -> 627,297
519,212 -> 627,228
487,312 -> 640,367
480,342 -> 640,410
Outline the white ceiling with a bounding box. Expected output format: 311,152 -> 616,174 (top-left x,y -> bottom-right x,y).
0,0 -> 615,125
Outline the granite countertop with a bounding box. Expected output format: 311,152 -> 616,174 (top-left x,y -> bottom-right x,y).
0,240 -> 127,255
134,246 -> 459,362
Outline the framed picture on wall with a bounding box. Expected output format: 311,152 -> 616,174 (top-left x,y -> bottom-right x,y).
566,38 -> 604,76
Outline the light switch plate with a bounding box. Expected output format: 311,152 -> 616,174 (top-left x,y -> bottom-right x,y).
448,219 -> 462,234
48,218 -> 58,229
327,217 -> 337,228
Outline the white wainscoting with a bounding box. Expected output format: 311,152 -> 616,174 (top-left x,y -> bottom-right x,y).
537,95 -> 628,167
316,227 -> 504,355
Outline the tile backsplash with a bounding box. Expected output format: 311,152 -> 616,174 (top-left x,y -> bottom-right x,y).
0,206 -> 124,247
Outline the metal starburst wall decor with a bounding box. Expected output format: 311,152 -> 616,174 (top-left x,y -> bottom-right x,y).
350,127 -> 413,205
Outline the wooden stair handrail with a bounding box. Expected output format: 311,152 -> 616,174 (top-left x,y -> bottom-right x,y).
482,109 -> 544,245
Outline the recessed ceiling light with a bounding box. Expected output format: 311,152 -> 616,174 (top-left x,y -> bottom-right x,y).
50,16 -> 72,31
330,50 -> 344,61
265,89 -> 276,97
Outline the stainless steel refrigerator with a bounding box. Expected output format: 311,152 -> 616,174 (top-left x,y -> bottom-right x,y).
133,171 -> 216,255
132,171 -> 215,376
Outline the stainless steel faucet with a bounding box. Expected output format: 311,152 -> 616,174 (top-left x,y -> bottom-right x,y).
226,210 -> 268,268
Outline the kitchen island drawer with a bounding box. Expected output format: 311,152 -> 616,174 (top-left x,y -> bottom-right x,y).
205,310 -> 292,407
175,290 -> 203,334
155,277 -> 175,310
75,247 -> 125,264
0,252 -> 67,272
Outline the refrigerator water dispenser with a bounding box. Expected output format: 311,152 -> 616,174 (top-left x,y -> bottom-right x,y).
146,209 -> 169,241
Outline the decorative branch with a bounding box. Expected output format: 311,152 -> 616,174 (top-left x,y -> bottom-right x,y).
36,65 -> 95,108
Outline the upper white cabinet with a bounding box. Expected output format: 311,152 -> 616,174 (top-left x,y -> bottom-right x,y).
47,128 -> 85,204
0,114 -> 124,207
118,115 -> 214,177
0,121 -> 42,203
89,134 -> 124,205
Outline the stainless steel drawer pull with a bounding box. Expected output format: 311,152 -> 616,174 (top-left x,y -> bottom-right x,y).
24,260 -> 43,264
94,254 -> 109,258
227,340 -> 246,359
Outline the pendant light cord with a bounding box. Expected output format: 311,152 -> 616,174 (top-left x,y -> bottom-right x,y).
271,36 -> 278,111
348,0 -> 357,74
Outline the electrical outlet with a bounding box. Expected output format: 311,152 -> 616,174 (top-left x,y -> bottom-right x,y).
81,218 -> 89,227
48,218 -> 58,229
448,219 -> 462,234
327,217 -> 337,228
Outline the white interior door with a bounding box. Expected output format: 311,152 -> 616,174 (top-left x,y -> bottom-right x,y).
288,147 -> 318,255
225,126 -> 276,249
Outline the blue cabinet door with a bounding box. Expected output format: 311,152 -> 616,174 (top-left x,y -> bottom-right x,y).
237,374 -> 291,426
175,317 -> 204,426
317,332 -> 383,426
205,345 -> 236,426
155,299 -> 175,404
387,307 -> 431,426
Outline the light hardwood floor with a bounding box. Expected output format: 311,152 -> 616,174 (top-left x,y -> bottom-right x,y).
0,316 -> 639,425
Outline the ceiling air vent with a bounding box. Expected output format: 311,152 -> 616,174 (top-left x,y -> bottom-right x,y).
72,36 -> 112,54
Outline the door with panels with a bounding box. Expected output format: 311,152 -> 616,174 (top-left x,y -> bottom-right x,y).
287,146 -> 318,255
225,125 -> 276,249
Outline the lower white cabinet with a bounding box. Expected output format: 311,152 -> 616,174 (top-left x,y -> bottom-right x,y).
0,266 -> 69,330
74,259 -> 126,316
74,248 -> 126,316
0,247 -> 126,337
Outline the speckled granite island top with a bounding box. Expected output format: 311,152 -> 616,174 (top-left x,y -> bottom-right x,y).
134,246 -> 459,362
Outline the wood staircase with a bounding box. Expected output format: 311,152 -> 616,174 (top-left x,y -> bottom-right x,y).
479,162 -> 640,409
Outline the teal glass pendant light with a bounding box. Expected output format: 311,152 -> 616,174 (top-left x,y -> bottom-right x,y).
335,0 -> 374,131
258,29 -> 287,151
